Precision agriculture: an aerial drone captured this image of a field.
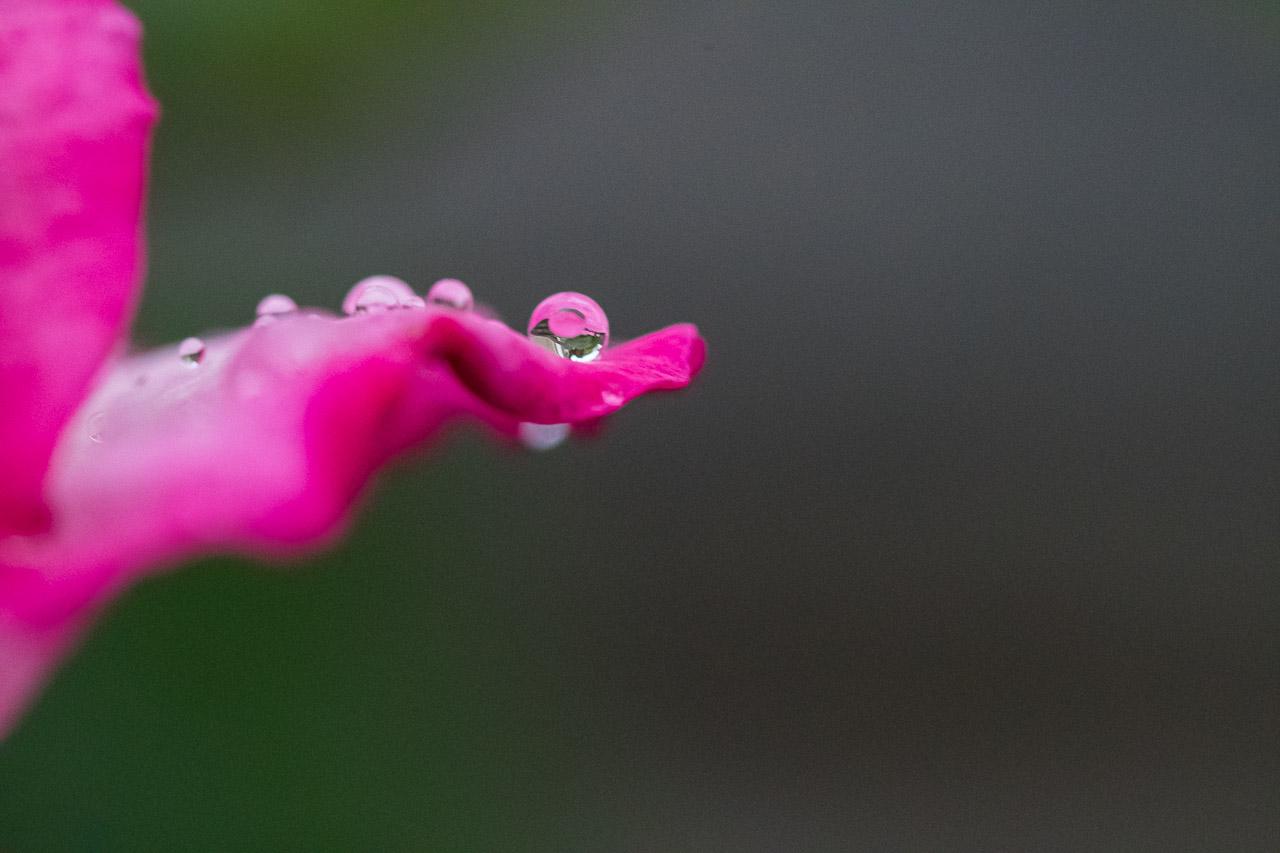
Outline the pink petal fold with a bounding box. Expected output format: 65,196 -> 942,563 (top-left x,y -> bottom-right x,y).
0,308 -> 705,735
0,0 -> 156,534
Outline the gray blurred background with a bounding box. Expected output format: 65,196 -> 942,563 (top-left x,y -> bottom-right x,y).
1,1 -> 1277,850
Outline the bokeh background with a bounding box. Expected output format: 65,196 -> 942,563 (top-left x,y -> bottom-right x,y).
2,1 -> 1278,849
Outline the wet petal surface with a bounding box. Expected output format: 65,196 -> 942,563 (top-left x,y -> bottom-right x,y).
0,305 -> 704,734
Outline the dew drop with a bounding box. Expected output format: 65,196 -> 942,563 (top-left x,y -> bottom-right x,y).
426,278 -> 474,311
354,285 -> 398,313
178,336 -> 205,367
527,292 -> 609,362
518,422 -> 571,451
87,411 -> 105,444
343,275 -> 416,315
254,293 -> 298,325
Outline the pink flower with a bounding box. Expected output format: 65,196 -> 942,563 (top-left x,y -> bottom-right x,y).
0,0 -> 704,738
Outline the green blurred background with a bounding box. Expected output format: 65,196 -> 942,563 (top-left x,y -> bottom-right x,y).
2,1 -> 1278,850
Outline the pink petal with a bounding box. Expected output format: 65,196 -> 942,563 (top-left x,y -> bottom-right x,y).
0,0 -> 156,534
0,307 -> 705,735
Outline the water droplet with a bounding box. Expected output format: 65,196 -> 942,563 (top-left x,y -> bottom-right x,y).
354,285 -> 398,314
178,337 -> 205,367
527,292 -> 609,362
254,293 -> 298,325
518,422 -> 571,451
426,278 -> 474,311
343,275 -> 416,315
87,411 -> 105,443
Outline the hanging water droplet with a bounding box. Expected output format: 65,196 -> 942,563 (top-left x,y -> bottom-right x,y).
518,421 -> 571,451
343,275 -> 416,315
254,293 -> 298,325
87,411 -> 105,444
178,336 -> 205,367
426,278 -> 474,311
527,292 -> 609,362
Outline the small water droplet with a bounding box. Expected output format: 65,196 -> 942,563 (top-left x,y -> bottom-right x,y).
178,337 -> 205,367
87,411 -> 105,443
254,293 -> 298,325
518,422 -> 571,451
527,292 -> 609,362
426,278 -> 474,311
355,285 -> 398,314
343,275 -> 416,315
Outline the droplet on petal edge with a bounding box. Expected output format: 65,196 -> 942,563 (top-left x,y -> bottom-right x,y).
426,278 -> 474,311
528,292 -> 609,362
254,293 -> 298,326
177,337 -> 205,367
343,276 -> 416,315
518,421 -> 571,451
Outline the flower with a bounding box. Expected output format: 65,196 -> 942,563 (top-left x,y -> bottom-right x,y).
0,0 -> 704,739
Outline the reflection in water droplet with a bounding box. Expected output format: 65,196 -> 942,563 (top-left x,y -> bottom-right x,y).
527,292 -> 609,362
254,293 -> 298,325
355,285 -> 398,314
178,337 -> 205,367
518,422 -> 570,451
426,278 -> 473,311
88,411 -> 105,443
343,275 -> 415,315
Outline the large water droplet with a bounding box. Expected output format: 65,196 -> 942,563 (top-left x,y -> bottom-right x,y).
254,293 -> 298,325
178,337 -> 205,367
527,292 -> 609,362
87,411 -> 105,444
343,275 -> 416,315
426,278 -> 474,311
518,421 -> 571,451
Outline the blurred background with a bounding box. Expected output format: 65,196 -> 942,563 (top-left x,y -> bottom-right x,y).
2,1 -> 1278,849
